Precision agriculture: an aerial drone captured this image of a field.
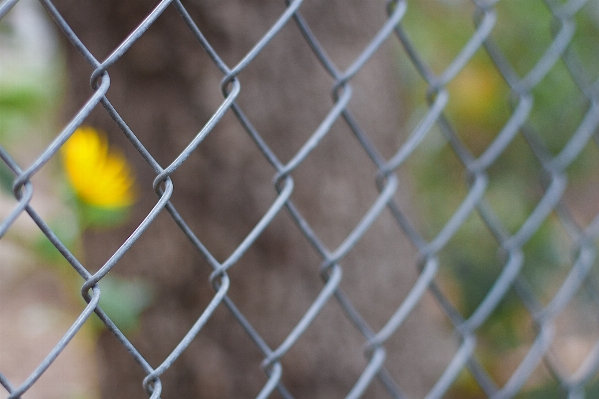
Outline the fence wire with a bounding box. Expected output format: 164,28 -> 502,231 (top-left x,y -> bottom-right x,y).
1,0 -> 599,398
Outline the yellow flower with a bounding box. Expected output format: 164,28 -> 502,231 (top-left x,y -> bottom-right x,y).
61,126 -> 136,209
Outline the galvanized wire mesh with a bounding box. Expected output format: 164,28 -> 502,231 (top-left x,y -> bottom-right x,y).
1,0 -> 599,398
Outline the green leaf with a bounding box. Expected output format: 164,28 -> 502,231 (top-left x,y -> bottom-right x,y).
79,202 -> 132,229
96,275 -> 154,334
34,215 -> 81,265
0,161 -> 14,193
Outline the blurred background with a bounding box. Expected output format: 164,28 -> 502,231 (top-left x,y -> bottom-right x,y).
1,0 -> 599,398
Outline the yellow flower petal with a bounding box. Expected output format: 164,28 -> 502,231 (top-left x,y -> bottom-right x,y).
61,126 -> 137,209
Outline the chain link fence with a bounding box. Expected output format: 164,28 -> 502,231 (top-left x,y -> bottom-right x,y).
1,0 -> 599,398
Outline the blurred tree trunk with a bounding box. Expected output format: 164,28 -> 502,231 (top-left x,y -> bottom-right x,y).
52,0 -> 449,397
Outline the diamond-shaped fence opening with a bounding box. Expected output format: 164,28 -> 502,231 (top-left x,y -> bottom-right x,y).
1,0 -> 599,398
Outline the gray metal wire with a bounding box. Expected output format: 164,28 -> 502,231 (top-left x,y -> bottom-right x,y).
1,0 -> 599,398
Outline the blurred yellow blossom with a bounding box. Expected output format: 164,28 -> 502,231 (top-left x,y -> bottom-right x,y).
61,126 -> 136,210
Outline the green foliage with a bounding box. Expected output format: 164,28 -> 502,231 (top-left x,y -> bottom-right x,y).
516,382 -> 567,399
95,275 -> 154,335
0,161 -> 14,193
79,204 -> 133,229
1,0 -> 151,355
0,59 -> 63,144
34,217 -> 81,265
507,376 -> 598,399
400,1 -> 599,396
